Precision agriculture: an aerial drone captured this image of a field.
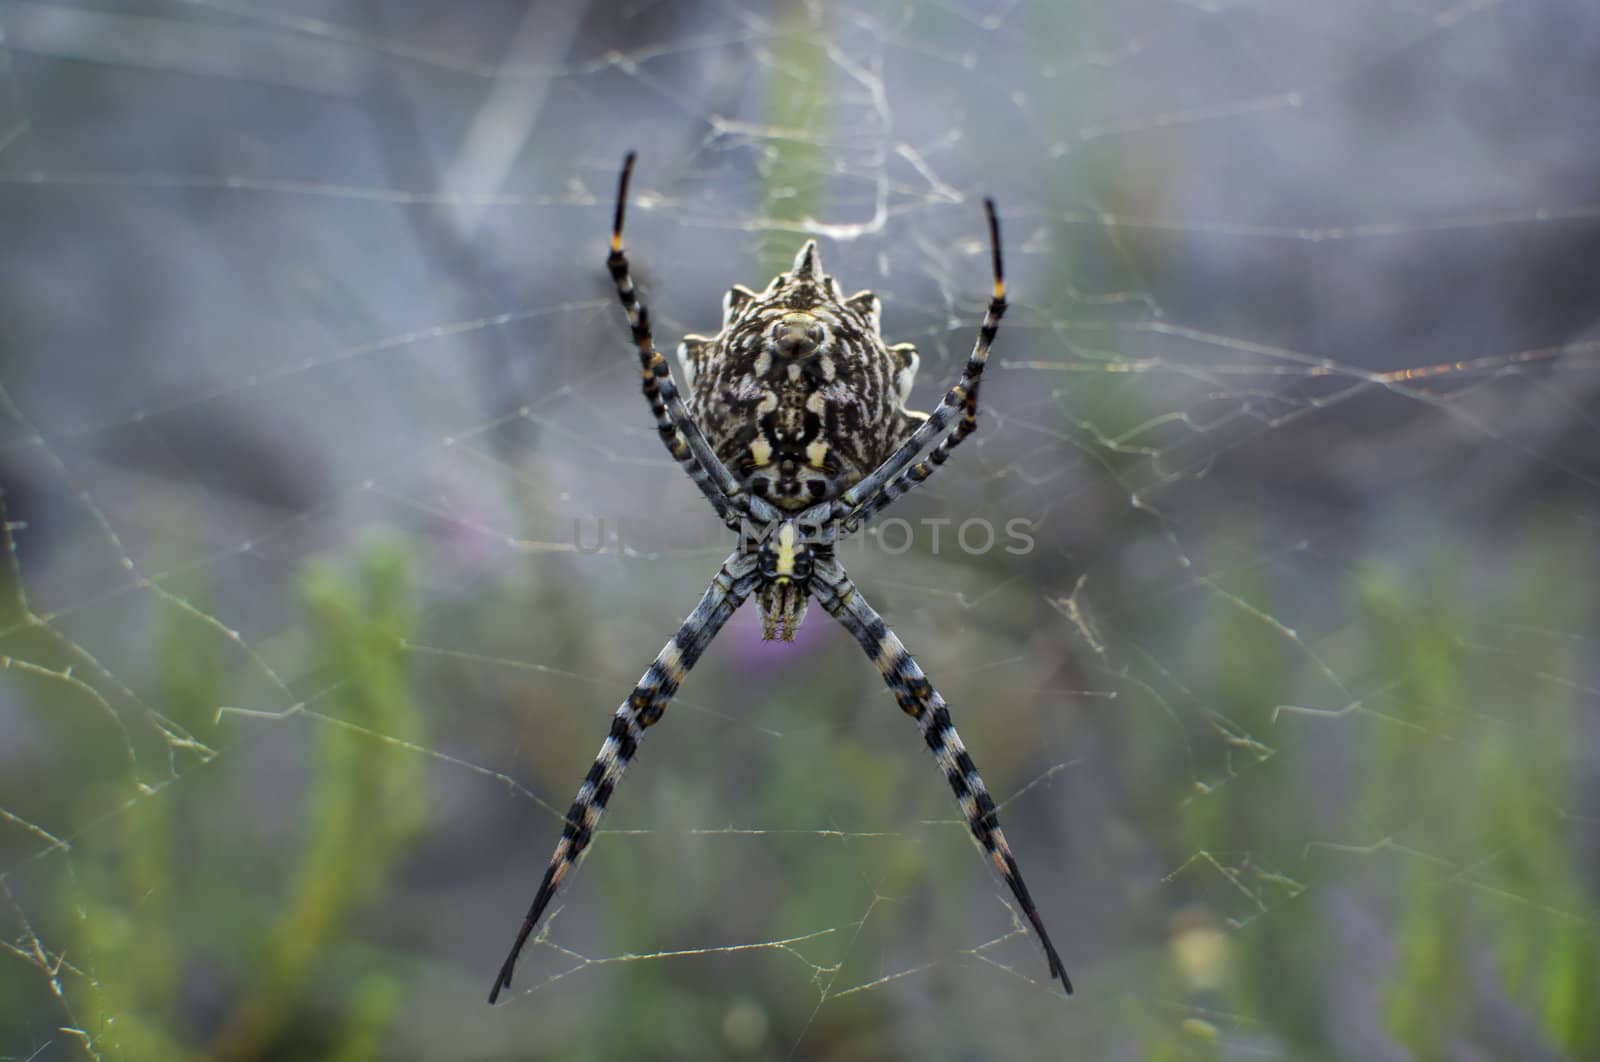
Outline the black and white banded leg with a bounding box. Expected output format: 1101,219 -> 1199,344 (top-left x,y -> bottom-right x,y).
810,557 -> 1071,994
844,381 -> 982,531
488,551 -> 760,1003
606,152 -> 749,526
836,199 -> 1005,525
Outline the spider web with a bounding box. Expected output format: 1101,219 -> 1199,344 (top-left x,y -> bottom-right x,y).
2,0 -> 1598,1058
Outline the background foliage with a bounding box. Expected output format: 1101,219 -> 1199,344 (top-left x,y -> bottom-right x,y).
2,1 -> 1597,1059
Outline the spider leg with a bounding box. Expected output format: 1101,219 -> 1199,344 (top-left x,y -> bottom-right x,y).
810,557 -> 1072,995
488,550 -> 759,1004
843,380 -> 981,532
835,199 -> 1005,527
607,152 -> 752,526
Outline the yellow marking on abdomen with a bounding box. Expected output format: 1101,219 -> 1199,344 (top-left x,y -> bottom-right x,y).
749,435 -> 773,466
805,439 -> 829,467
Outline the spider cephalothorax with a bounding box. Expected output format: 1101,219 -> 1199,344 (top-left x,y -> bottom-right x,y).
677,242 -> 925,509
488,154 -> 1071,1006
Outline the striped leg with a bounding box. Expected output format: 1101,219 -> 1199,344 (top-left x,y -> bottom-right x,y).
810,558 -> 1072,994
607,152 -> 748,526
836,199 -> 1005,526
488,551 -> 758,1003
843,381 -> 981,533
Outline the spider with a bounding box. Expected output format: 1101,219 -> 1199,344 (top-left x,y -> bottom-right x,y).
488,153 -> 1070,1003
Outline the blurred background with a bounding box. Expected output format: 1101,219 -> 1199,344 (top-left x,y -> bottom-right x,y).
1,1 -> 1598,1059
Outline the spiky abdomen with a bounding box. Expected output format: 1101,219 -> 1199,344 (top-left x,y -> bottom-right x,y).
675,239 -> 926,509
690,357 -> 912,510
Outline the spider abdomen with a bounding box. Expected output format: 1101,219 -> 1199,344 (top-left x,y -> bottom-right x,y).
678,241 -> 924,510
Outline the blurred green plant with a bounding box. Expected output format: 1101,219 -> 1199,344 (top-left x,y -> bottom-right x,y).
214,542 -> 427,1061
1363,535 -> 1598,1061
757,0 -> 829,279
1125,518 -> 1598,1061
51,540 -> 427,1061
